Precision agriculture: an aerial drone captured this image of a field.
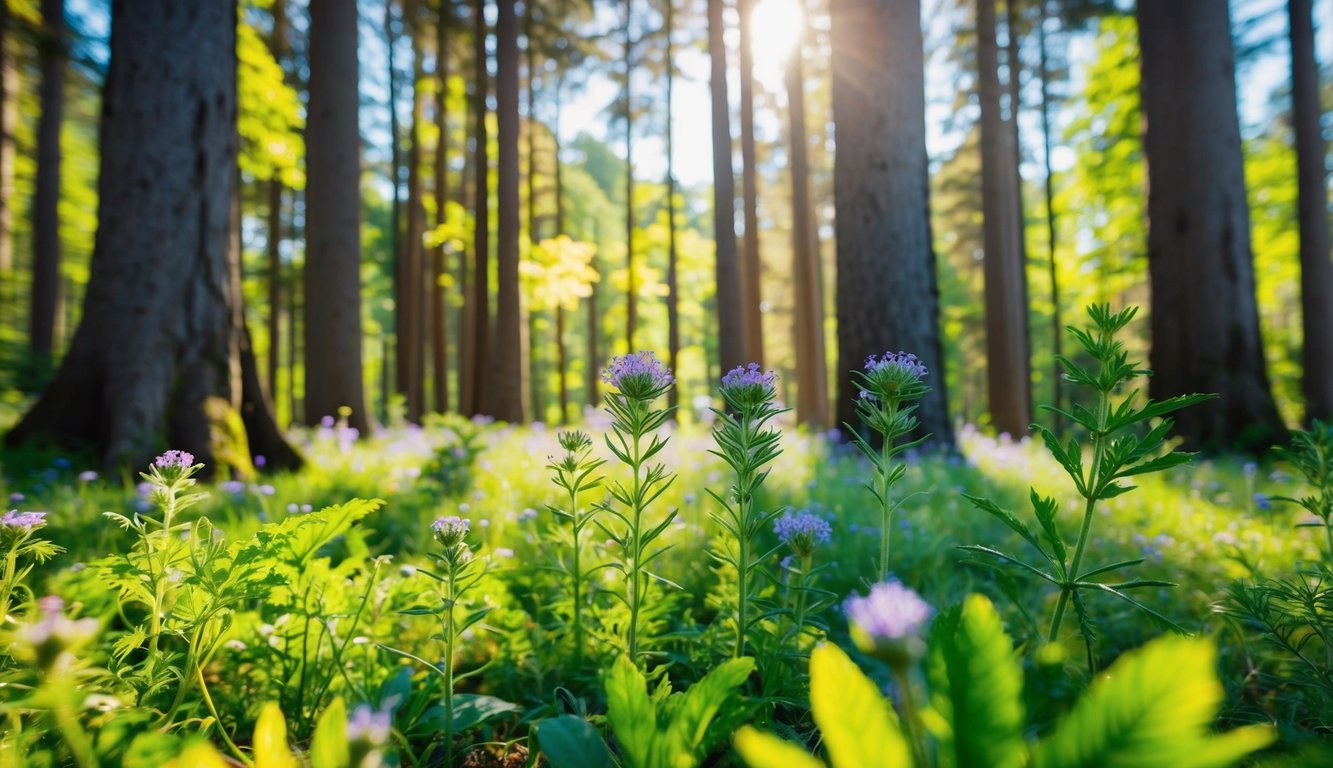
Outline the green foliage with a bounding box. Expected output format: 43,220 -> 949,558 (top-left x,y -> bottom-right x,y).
1272,420 -> 1333,559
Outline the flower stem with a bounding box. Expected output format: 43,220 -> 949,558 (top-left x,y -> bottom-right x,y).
890,663 -> 929,768
443,561 -> 458,767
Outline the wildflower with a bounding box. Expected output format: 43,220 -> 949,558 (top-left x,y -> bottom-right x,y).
1253,493 -> 1271,511
1,510 -> 47,529
719,363 -> 778,410
154,450 -> 195,470
774,509 -> 832,558
8,493 -> 24,503
845,580 -> 932,662
431,515 -> 471,551
14,596 -> 99,672
558,430 -> 593,455
858,351 -> 929,403
601,351 -> 674,400
77,470 -> 99,483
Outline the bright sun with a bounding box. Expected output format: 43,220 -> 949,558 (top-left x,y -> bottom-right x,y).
749,0 -> 806,91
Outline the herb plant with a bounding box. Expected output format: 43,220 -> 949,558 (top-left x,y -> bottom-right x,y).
547,429 -> 606,670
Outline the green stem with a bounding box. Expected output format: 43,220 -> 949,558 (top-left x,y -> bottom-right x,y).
626,399 -> 645,667
52,699 -> 97,768
0,546 -> 17,625
735,409 -> 753,659
571,480 -> 584,670
879,417 -> 895,582
444,561 -> 458,767
890,663 -> 929,768
196,662 -> 250,765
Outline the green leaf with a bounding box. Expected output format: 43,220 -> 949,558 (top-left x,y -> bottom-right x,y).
733,727 -> 827,768
810,643 -> 912,768
536,715 -> 614,768
450,694 -> 519,732
1032,637 -> 1274,768
309,698 -> 349,768
660,657 -> 755,765
605,655 -> 656,768
926,595 -> 1026,768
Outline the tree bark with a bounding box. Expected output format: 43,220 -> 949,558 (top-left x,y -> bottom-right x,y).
737,0 -> 763,366
0,2 -> 18,274
664,0 -> 680,410
305,0 -> 371,432
6,0 -> 282,468
976,0 -> 1030,437
465,0 -> 491,416
624,2 -> 637,350
490,0 -> 524,422
1037,0 -> 1062,432
402,0 -> 427,422
30,0 -> 65,367
266,0 -> 288,409
786,23 -> 828,428
1289,0 -> 1333,424
829,0 -> 952,443
525,35 -> 540,419
708,0 -> 744,375
1137,0 -> 1285,451
433,1 -> 450,413
386,0 -> 404,417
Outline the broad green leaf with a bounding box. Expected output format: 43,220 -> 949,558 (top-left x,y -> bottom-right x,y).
605,655 -> 656,768
659,656 -> 755,766
1033,637 -> 1274,768
450,694 -> 520,732
536,715 -> 614,768
926,595 -> 1026,768
253,703 -> 297,768
309,698 -> 349,768
809,643 -> 912,768
733,727 -> 827,768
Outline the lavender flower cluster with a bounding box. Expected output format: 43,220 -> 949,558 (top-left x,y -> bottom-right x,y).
719,363 -> 779,410
1,509 -> 47,529
601,351 -> 674,398
844,580 -> 932,649
865,351 -> 928,380
774,509 -> 831,557
154,450 -> 195,469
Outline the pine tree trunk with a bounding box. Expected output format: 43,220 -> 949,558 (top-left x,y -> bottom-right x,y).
1137,0 -> 1285,450
829,0 -> 952,443
976,0 -> 1030,437
6,0 -> 293,467
305,0 -> 371,432
466,0 -> 492,416
664,0 -> 680,410
1289,0 -> 1333,423
490,0 -> 524,422
0,2 -> 17,274
30,0 -> 64,367
787,23 -> 828,428
708,0 -> 744,375
266,0 -> 287,410
433,3 -> 450,413
1037,0 -> 1062,431
556,303 -> 567,422
526,38 -> 540,420
386,0 -> 404,417
624,3 -> 637,350
403,0 -> 427,422
737,0 -> 763,366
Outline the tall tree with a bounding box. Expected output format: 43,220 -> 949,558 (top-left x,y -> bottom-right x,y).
1136,0 -> 1284,450
737,0 -> 763,366
1289,0 -> 1333,423
830,0 -> 952,442
1037,0 -> 1063,431
708,0 -> 744,374
432,0 -> 451,413
267,0 -> 288,406
0,1 -> 17,274
305,0 -> 371,432
8,0 -> 294,468
490,0 -> 525,421
463,0 -> 491,416
976,0 -> 1030,436
401,0 -> 428,421
786,15 -> 828,427
385,0 -> 403,419
623,0 -> 637,349
29,0 -> 65,367
663,0 -> 680,410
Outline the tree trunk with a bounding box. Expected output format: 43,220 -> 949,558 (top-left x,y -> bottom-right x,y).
1137,0 -> 1285,451
402,0 -> 427,422
556,304 -> 567,422
708,0 -> 744,375
386,0 -> 404,417
1290,0 -> 1333,424
489,0 -> 524,422
466,0 -> 491,416
830,0 -> 952,443
664,0 -> 680,410
305,0 -> 371,432
29,0 -> 65,367
624,3 -> 637,350
0,2 -> 17,274
526,37 -> 540,420
976,0 -> 1030,437
1037,0 -> 1062,432
433,2 -> 450,413
737,0 -> 763,366
786,23 -> 828,428
266,0 -> 287,409
6,0 -> 292,468
587,221 -> 600,407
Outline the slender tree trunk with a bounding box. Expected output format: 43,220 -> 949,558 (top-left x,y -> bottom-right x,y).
556,304 -> 567,422
289,194 -> 301,420
7,0 -> 297,468
1136,0 -> 1285,450
624,2 -> 637,350
433,2 -> 450,413
30,0 -> 65,367
490,0 -> 524,422
526,35 -> 540,419
266,0 -> 288,408
976,0 -> 1030,437
551,71 -> 572,420
830,0 -> 952,443
1037,0 -> 1062,431
708,0 -> 744,374
587,219 -> 600,407
787,22 -> 828,428
403,0 -> 427,421
467,0 -> 492,416
664,0 -> 680,410
0,2 -> 17,274
737,0 -> 763,366
386,0 -> 404,416
305,0 -> 370,432
1290,0 -> 1333,423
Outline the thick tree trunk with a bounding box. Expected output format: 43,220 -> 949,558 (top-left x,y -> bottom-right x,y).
266,0 -> 287,409
737,0 -> 763,366
305,0 -> 371,432
466,0 -> 491,416
624,4 -> 637,350
787,27 -> 828,428
490,0 -> 524,422
830,0 -> 952,443
664,0 -> 680,410
7,0 -> 260,467
976,0 -> 1030,437
708,0 -> 744,375
1289,0 -> 1333,423
402,0 -> 427,422
433,3 -> 450,413
0,3 -> 17,274
29,0 -> 64,366
1137,0 -> 1285,451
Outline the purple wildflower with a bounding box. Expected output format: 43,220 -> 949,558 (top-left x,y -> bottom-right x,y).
601,352 -> 674,398
154,450 -> 195,470
346,703 -> 392,747
864,352 -> 928,379
720,363 -> 778,409
774,509 -> 831,557
721,363 -> 777,390
1,510 -> 47,529
844,580 -> 931,659
431,515 -> 471,548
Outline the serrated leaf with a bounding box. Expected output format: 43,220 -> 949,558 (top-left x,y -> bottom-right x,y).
810,643 -> 912,768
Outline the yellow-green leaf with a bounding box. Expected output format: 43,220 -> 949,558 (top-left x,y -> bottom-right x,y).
733,727 -> 827,768
253,702 -> 297,768
810,643 -> 912,768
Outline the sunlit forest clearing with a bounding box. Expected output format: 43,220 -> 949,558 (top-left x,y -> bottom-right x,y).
0,0 -> 1332,765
